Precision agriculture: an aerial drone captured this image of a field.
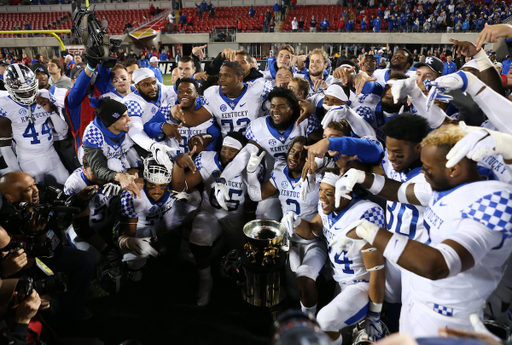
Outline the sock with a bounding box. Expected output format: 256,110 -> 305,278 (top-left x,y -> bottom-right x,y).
300,302 -> 317,316
198,266 -> 211,280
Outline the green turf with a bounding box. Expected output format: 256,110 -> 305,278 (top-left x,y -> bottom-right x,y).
162,74 -> 173,86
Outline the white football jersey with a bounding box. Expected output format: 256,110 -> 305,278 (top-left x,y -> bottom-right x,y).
194,151 -> 247,220
0,94 -> 56,159
64,168 -> 120,230
245,115 -> 320,175
269,161 -> 319,222
409,180 -> 512,315
203,79 -> 272,137
123,84 -> 176,124
381,150 -> 430,243
320,198 -> 386,283
101,91 -> 125,103
120,188 -> 183,237
81,120 -> 136,173
165,118 -> 220,156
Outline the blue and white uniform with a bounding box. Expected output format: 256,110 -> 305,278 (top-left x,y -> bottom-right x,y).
372,69 -> 416,86
64,168 -> 121,261
316,198 -> 386,332
81,118 -> 139,172
203,79 -> 272,137
0,93 -> 69,185
192,151 -> 249,248
246,115 -> 320,174
271,162 -> 326,284
401,180 -> 512,337
381,150 -> 430,304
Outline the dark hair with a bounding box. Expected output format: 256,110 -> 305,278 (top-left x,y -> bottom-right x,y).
221,61 -> 244,77
123,58 -> 139,68
235,50 -> 252,60
178,56 -> 194,64
397,48 -> 414,68
225,132 -> 248,147
383,112 -> 430,143
286,136 -> 309,159
337,59 -> 359,73
198,74 -> 219,95
266,87 -> 301,122
176,77 -> 199,91
365,55 -> 377,62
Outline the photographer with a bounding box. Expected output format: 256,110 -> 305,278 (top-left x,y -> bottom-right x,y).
0,279 -> 41,345
0,172 -> 96,334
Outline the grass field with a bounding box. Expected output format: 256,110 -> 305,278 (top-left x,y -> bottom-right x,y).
162,74 -> 173,86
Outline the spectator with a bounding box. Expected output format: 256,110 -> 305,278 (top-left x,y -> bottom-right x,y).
249,5 -> 255,18
361,16 -> 368,31
149,56 -> 163,83
237,17 -> 243,32
47,58 -> 72,90
263,17 -> 269,32
373,16 -> 381,32
209,5 -> 215,19
292,17 -> 298,32
180,13 -> 187,26
310,15 -> 317,32
168,11 -> 175,24
259,13 -> 264,25
298,17 -> 304,32
280,1 -> 286,21
123,21 -> 133,33
159,50 -> 168,61
24,22 -> 32,37
195,3 -> 203,18
101,16 -> 108,29
346,19 -> 354,31
149,3 -> 156,16
139,54 -> 149,68
442,55 -> 457,75
320,17 -> 330,32
273,2 -> 281,22
337,16 -> 346,32
291,0 -> 296,10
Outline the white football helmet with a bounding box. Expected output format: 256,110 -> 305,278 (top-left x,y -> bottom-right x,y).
4,63 -> 39,106
143,155 -> 172,184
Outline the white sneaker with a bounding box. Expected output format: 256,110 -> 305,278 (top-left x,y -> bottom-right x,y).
197,277 -> 213,306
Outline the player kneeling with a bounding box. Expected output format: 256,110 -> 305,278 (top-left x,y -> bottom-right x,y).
281,170 -> 387,344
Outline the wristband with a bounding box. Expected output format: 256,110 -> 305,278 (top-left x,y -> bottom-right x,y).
397,183 -> 409,203
369,301 -> 383,313
473,49 -> 494,72
86,64 -> 95,73
383,232 -> 408,264
368,173 -> 385,195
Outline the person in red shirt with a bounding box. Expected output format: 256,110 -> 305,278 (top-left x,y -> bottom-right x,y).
149,3 -> 156,16
237,17 -> 243,31
22,53 -> 31,66
259,13 -> 264,24
337,16 -> 345,32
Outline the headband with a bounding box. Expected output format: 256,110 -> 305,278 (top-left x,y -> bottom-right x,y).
322,172 -> 340,187
133,68 -> 155,84
223,136 -> 243,151
325,84 -> 349,102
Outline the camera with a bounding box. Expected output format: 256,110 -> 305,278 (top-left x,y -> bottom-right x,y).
71,0 -> 122,69
13,273 -> 68,305
2,239 -> 54,259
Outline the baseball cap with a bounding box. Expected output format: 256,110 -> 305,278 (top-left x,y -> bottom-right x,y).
31,63 -> 49,75
149,56 -> 159,63
414,56 -> 444,75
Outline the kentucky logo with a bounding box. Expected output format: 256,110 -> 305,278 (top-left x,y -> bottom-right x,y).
220,104 -> 227,112
269,139 -> 277,146
281,181 -> 289,189
229,102 -> 235,108
112,112 -> 121,119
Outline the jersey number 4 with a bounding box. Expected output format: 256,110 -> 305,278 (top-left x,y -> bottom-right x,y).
22,118 -> 52,144
334,250 -> 355,274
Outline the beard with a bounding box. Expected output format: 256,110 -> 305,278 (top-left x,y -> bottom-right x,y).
139,88 -> 159,102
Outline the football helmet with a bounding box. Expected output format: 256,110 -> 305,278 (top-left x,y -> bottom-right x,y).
143,154 -> 172,184
4,63 -> 39,106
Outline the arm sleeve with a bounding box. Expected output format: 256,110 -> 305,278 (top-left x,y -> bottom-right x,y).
127,116 -> 154,151
328,137 -> 383,163
471,80 -> 512,135
206,52 -> 227,76
50,111 -> 69,136
345,107 -> 377,138
120,190 -> 138,218
95,64 -> 113,95
206,122 -> 221,151
83,145 -> 117,183
143,110 -> 167,138
66,70 -> 92,109
361,81 -> 384,96
408,85 -> 450,129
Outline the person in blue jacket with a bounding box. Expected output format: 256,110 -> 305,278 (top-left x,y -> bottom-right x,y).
149,56 -> 163,83
442,55 -> 457,75
373,16 -> 381,32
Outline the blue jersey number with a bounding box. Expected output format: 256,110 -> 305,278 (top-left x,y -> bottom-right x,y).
333,250 -> 354,274
23,118 -> 52,145
91,204 -> 107,224
221,118 -> 251,135
210,188 -> 243,211
286,199 -> 300,215
387,202 -> 419,240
